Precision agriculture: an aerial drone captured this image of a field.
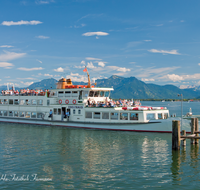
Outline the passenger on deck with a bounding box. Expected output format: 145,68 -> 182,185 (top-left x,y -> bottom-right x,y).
48,109 -> 53,118
87,98 -> 91,107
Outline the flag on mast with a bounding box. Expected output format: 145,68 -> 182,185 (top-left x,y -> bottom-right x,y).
83,67 -> 87,72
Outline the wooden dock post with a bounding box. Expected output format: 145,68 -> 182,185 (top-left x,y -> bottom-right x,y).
191,118 -> 195,144
172,120 -> 180,150
181,130 -> 186,146
195,118 -> 199,144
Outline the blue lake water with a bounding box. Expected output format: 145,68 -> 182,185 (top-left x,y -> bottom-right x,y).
0,101 -> 200,189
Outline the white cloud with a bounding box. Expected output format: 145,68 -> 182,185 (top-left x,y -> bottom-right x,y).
160,73 -> 200,82
17,77 -> 35,80
81,60 -> 86,65
74,65 -> 85,69
198,63 -> 200,66
107,66 -> 131,72
82,32 -> 109,36
20,81 -> 34,86
35,0 -> 55,4
141,78 -> 155,82
70,72 -> 80,76
144,40 -> 152,42
0,45 -> 13,48
36,59 -> 42,63
0,62 -> 14,69
54,67 -> 64,72
17,67 -> 44,71
87,62 -> 96,69
66,73 -> 87,82
44,74 -> 53,77
148,49 -> 180,55
98,61 -> 105,67
180,20 -> 185,22
0,51 -> 26,61
36,35 -> 49,39
85,57 -> 102,60
2,20 -> 42,26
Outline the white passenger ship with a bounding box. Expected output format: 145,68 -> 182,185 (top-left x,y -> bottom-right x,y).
0,70 -> 172,132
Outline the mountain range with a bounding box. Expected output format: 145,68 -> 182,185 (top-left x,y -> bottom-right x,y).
1,76 -> 200,99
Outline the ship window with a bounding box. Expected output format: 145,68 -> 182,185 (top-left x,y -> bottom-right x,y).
25,99 -> 31,105
102,112 -> 109,119
94,112 -> 101,119
89,91 -> 94,97
25,112 -> 31,118
130,113 -> 138,120
20,99 -> 24,105
54,108 -> 57,115
19,112 -> 25,117
0,100 -> 2,104
85,112 -> 92,118
73,109 -> 75,114
120,113 -> 128,120
58,91 -> 64,97
32,100 -> 37,105
14,99 -> 19,105
110,112 -> 118,120
47,100 -> 50,105
65,91 -> 71,97
104,91 -> 109,97
83,91 -> 88,98
4,99 -> 8,105
37,112 -> 44,118
158,113 -> 163,119
72,91 -> 78,97
4,111 -> 7,116
94,91 -> 99,97
9,111 -> 13,117
31,112 -> 36,118
14,111 -> 18,117
146,113 -> 155,120
78,110 -> 81,114
9,99 -> 13,105
164,113 -> 168,119
37,100 -> 43,105
0,111 -> 3,116
100,91 -> 104,97
58,108 -> 61,115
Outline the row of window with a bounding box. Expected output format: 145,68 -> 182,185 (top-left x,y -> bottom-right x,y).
53,108 -> 81,115
85,112 -> 139,120
89,91 -> 109,97
0,111 -> 44,118
0,99 -> 44,105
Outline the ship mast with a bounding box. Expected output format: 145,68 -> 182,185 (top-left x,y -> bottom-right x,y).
86,67 -> 91,88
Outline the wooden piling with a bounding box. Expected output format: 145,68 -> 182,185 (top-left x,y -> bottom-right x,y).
195,118 -> 199,144
191,118 -> 195,144
172,120 -> 180,150
181,130 -> 186,146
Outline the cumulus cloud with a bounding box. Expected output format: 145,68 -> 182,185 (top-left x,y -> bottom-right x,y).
54,67 -> 64,72
85,57 -> 102,60
81,60 -> 86,65
98,61 -> 105,67
160,73 -> 200,82
0,51 -> 26,61
87,62 -> 96,69
66,73 -> 87,82
74,65 -> 85,69
82,32 -> 109,36
1,20 -> 42,26
0,45 -> 13,48
36,35 -> 49,39
17,67 -> 44,71
20,81 -> 34,86
148,49 -> 180,55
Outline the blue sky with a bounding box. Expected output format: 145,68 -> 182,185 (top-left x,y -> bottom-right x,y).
1,0 -> 200,88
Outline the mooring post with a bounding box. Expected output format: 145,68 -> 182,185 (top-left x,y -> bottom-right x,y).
191,118 -> 195,144
195,118 -> 199,144
181,130 -> 186,146
172,120 -> 180,150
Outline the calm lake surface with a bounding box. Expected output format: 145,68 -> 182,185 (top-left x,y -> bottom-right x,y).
1,101 -> 200,189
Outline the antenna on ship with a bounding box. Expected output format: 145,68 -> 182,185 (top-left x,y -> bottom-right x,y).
83,66 -> 91,88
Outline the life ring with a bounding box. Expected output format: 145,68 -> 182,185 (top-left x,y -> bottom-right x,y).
65,99 -> 69,104
59,99 -> 62,104
72,99 -> 76,104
